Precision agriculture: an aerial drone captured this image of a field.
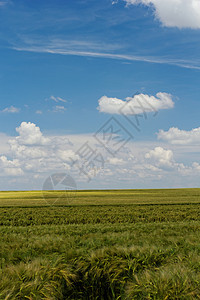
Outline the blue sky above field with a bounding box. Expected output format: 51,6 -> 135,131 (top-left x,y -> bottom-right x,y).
0,0 -> 200,190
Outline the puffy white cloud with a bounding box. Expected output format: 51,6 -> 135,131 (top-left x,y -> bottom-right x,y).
145,146 -> 174,168
124,0 -> 200,29
0,122 -> 80,180
57,150 -> 79,162
157,127 -> 200,145
1,106 -> 20,113
0,156 -> 24,176
9,141 -> 47,158
15,122 -> 50,145
0,155 -> 20,167
144,146 -> 200,178
97,92 -> 174,115
1,120 -> 200,189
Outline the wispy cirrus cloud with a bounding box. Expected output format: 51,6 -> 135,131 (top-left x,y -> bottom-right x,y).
14,38 -> 122,53
0,1 -> 9,6
45,95 -> 67,113
49,95 -> 67,103
1,106 -> 20,113
52,105 -> 66,113
12,38 -> 200,70
35,110 -> 42,115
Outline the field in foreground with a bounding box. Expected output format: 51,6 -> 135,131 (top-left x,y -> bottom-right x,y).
1,189 -> 200,299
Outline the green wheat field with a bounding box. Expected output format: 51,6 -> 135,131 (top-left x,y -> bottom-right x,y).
1,189 -> 200,299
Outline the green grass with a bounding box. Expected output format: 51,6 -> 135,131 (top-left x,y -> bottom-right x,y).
1,189 -> 200,299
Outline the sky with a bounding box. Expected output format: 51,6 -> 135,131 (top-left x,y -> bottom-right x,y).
0,0 -> 200,190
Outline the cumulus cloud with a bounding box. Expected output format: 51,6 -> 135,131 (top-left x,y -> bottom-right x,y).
0,156 -> 20,167
0,156 -> 24,176
57,150 -> 79,162
157,127 -> 200,145
14,122 -> 50,146
145,146 -> 174,168
9,142 -> 47,159
1,120 -> 200,188
97,92 -> 174,115
1,106 -> 20,113
1,122 -> 80,179
144,146 -> 200,178
124,0 -> 200,29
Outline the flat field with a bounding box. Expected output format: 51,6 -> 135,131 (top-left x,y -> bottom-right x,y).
1,189 -> 200,299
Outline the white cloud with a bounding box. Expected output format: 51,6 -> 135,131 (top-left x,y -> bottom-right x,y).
145,146 -> 174,168
0,155 -> 20,167
36,110 -> 42,114
13,39 -> 200,70
52,105 -> 66,113
9,142 -> 47,159
50,96 -> 67,103
57,150 -> 79,162
124,0 -> 200,29
0,122 -> 79,180
97,92 -> 174,115
0,133 -> 10,153
192,162 -> 200,171
1,121 -> 200,189
14,122 -> 50,145
1,106 -> 20,113
107,157 -> 124,165
0,156 -> 24,176
157,127 -> 200,145
4,167 -> 24,176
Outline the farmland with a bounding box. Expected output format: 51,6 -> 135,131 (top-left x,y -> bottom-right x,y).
1,189 -> 200,299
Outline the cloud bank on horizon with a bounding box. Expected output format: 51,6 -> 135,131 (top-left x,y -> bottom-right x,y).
1,121 -> 200,189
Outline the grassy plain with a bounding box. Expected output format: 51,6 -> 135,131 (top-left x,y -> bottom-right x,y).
0,189 -> 200,299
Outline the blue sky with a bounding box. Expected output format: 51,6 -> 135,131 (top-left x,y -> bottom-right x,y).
0,0 -> 200,190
